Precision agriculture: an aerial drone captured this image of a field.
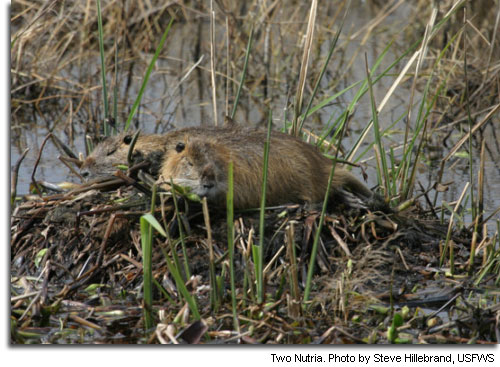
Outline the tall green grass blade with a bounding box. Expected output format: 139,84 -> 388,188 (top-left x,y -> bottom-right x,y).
342,39 -> 421,161
303,159 -> 335,304
439,183 -> 469,271
152,277 -> 175,304
401,31 -> 459,201
226,161 -> 239,331
124,17 -> 174,131
158,243 -> 201,320
255,111 -> 272,304
303,112 -> 348,304
305,81 -> 362,125
473,246 -> 500,286
365,54 -> 390,196
230,26 -> 254,120
142,213 -> 166,237
202,198 -> 218,310
126,130 -> 141,166
96,0 -> 109,136
319,39 -> 399,151
112,38 -> 118,131
352,110 -> 405,174
463,43 -> 476,220
140,215 -> 154,330
145,194 -> 200,320
139,184 -> 160,330
286,223 -> 300,307
169,178 -> 191,281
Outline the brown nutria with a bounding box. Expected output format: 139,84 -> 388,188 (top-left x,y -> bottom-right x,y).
158,126 -> 377,210
79,133 -> 169,180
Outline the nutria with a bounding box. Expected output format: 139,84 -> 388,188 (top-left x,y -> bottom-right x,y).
158,126 -> 377,210
80,126 -> 379,210
79,133 -> 169,180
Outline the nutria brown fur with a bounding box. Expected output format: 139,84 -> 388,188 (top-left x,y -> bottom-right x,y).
79,133 -> 169,180
158,126 -> 375,209
80,126 -> 377,210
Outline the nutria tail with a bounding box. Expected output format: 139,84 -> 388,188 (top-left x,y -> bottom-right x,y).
334,169 -> 390,212
339,170 -> 373,199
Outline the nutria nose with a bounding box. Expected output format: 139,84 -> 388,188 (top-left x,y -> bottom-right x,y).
203,182 -> 214,189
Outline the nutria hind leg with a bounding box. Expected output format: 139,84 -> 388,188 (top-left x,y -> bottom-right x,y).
331,189 -> 392,213
366,192 -> 392,213
335,189 -> 368,210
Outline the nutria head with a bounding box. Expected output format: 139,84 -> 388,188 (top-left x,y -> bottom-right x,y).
80,134 -> 134,180
80,132 -> 166,181
160,138 -> 228,204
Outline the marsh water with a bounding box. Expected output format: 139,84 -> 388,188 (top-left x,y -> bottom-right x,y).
11,0 -> 500,229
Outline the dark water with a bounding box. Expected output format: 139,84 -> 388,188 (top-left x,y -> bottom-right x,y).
10,0 -> 500,230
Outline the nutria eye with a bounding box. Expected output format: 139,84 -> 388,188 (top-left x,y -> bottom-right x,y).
123,135 -> 133,145
107,148 -> 117,156
175,142 -> 185,153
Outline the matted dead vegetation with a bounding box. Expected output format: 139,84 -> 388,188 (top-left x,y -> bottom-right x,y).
10,157 -> 500,342
10,175 -> 498,344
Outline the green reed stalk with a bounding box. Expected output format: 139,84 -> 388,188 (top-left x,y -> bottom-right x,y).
163,224 -> 184,284
202,198 -> 218,310
286,223 -> 300,308
303,113 -> 348,304
323,40 -> 406,152
96,0 -> 109,136
231,27 -> 254,120
473,244 -> 500,287
169,179 -> 191,281
440,183 -> 469,273
365,54 -> 390,196
255,111 -> 272,304
340,28 -> 457,164
143,193 -> 200,320
126,131 -> 141,166
112,38 -> 118,131
160,221 -> 199,311
402,32 -> 458,201
464,43 -> 476,221
124,17 -> 174,131
159,244 -> 201,320
139,184 -> 160,330
140,215 -> 154,330
469,141 -> 486,274
226,161 -> 239,331
303,159 -> 336,304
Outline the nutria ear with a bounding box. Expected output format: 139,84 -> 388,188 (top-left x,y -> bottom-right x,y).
175,142 -> 185,153
123,135 -> 133,145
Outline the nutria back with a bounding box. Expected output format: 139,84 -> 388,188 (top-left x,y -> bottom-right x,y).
159,126 -> 374,209
80,126 -> 376,210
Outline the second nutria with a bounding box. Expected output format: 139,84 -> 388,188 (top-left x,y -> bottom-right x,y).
79,133 -> 169,180
158,126 -> 377,210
